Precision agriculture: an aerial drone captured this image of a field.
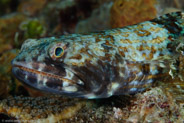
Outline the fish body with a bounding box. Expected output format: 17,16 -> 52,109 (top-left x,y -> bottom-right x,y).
12,12 -> 184,99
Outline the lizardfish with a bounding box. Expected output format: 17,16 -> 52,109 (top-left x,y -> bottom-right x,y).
12,12 -> 184,99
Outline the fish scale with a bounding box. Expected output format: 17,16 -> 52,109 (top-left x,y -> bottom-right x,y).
12,12 -> 184,99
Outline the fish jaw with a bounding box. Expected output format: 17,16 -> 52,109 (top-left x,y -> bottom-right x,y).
11,58 -> 88,98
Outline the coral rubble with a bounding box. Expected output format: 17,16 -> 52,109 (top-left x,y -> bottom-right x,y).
0,95 -> 86,122
0,87 -> 184,122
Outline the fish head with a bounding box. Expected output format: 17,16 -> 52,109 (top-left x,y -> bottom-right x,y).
12,37 -> 111,99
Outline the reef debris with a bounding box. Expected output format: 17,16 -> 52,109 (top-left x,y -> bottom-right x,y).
0,87 -> 184,122
0,95 -> 86,122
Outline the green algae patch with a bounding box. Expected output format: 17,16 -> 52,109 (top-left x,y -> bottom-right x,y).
20,19 -> 46,39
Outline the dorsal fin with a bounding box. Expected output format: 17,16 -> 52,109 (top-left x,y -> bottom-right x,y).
151,12 -> 184,38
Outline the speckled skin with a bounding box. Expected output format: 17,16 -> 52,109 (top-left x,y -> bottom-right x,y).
12,12 -> 184,99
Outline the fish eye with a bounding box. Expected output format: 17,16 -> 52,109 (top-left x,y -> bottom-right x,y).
54,47 -> 64,57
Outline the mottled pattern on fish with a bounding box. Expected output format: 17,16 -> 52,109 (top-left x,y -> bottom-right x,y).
12,12 -> 184,99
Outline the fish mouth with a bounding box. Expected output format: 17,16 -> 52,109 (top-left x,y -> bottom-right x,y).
13,64 -> 76,84
12,62 -> 83,95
